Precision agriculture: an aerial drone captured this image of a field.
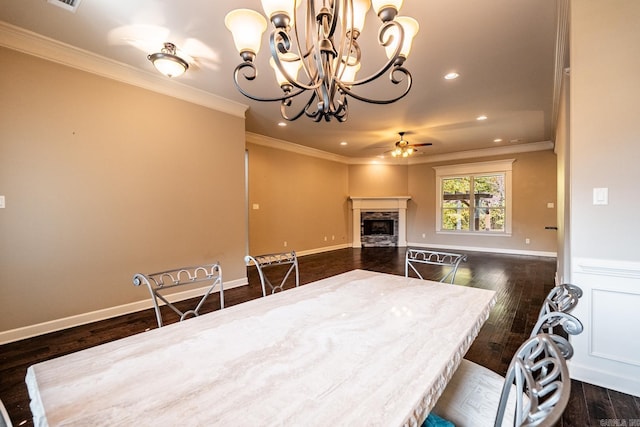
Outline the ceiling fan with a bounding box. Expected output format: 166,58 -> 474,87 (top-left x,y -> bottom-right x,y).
389,132 -> 432,157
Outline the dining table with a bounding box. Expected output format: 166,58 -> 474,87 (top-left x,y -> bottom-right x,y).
25,269 -> 496,427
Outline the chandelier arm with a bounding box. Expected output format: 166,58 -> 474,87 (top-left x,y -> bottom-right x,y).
333,91 -> 349,122
336,67 -> 413,105
281,91 -> 317,121
233,62 -> 308,103
299,0 -> 320,90
269,29 -> 322,92
348,21 -> 404,87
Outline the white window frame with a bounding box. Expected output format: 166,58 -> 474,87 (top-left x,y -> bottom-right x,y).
434,159 -> 514,236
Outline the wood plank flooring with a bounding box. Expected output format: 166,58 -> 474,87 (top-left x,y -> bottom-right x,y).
1,247 -> 639,426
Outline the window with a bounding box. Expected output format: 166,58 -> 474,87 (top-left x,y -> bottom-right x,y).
434,160 -> 514,235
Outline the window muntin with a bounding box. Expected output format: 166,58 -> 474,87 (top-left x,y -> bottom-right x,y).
434,160 -> 513,235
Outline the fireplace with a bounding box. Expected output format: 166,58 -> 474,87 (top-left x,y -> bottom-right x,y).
363,219 -> 394,236
350,196 -> 410,248
360,212 -> 398,246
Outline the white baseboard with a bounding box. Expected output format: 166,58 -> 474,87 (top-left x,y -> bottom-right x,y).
0,277 -> 248,345
295,243 -> 351,257
406,242 -> 557,258
569,360 -> 640,398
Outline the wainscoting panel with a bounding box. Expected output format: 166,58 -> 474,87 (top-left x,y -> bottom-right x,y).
569,257 -> 640,397
591,289 -> 640,366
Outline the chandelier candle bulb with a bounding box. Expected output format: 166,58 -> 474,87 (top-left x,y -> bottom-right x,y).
225,0 -> 419,123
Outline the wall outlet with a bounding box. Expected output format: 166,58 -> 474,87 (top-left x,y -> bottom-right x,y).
324,236 -> 327,241
525,238 -> 531,245
0,195 -> 4,209
283,241 -> 287,247
422,233 -> 426,239
331,235 -> 335,240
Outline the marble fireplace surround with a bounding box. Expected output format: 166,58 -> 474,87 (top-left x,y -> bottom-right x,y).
350,196 -> 411,248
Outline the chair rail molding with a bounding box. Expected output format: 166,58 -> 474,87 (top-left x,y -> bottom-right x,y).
569,257 -> 640,397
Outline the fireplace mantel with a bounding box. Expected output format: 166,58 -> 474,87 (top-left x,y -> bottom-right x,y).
349,196 -> 411,248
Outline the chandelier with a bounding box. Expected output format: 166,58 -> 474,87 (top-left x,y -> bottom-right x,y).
224,0 -> 419,122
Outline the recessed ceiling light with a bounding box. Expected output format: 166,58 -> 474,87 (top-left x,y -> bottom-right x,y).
340,141 -> 348,146
277,122 -> 287,127
493,138 -> 503,143
444,72 -> 459,80
476,115 -> 488,121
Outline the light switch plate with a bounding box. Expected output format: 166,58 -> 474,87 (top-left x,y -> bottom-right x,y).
593,188 -> 608,205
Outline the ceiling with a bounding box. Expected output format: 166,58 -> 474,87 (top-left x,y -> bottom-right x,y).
0,0 -> 561,160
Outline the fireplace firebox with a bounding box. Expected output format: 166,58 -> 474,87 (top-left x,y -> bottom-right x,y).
363,219 -> 394,236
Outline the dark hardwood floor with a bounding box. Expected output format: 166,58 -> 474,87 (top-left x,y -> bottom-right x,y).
1,247 -> 639,426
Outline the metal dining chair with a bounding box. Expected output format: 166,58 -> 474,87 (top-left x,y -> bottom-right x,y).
538,283 -> 582,320
405,248 -> 467,284
0,398 -> 12,427
245,251 -> 299,297
430,333 -> 571,427
133,262 -> 223,328
531,283 -> 584,360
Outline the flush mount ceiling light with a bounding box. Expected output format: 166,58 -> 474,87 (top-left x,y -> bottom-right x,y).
225,0 -> 419,123
148,42 -> 189,78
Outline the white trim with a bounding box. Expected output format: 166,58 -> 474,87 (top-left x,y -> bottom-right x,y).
432,159 -> 516,175
568,361 -> 640,399
0,278 -> 247,345
407,241 -> 557,258
0,22 -> 248,118
349,197 -> 411,248
246,130 -> 554,165
294,243 -> 351,257
434,159 -> 514,235
436,231 -> 512,237
569,257 -> 640,397
407,141 -> 554,165
246,132 -> 349,164
574,257 -> 640,279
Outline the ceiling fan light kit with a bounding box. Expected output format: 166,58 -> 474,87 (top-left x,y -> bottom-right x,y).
390,131 -> 431,157
225,0 -> 419,123
148,42 -> 189,78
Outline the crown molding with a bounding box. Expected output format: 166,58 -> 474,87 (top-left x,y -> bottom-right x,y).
406,141 -> 555,165
246,132 -> 351,164
247,131 -> 554,165
0,21 -> 248,118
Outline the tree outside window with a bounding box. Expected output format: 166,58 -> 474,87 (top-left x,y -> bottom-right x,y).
435,160 -> 513,235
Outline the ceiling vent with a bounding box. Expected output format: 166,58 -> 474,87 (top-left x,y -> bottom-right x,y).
47,0 -> 82,13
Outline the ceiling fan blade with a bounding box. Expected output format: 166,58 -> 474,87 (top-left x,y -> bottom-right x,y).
410,143 -> 433,147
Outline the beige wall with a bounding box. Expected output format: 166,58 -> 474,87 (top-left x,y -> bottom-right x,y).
348,164 -> 409,196
347,151 -> 557,253
566,1 -> 640,395
570,1 -> 640,260
408,151 -> 557,252
246,143 -> 350,255
0,47 -> 247,332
